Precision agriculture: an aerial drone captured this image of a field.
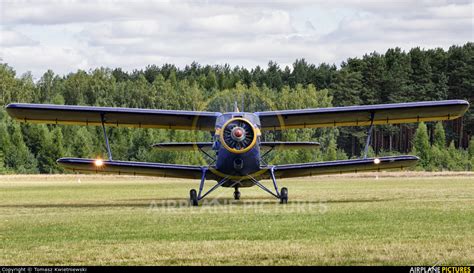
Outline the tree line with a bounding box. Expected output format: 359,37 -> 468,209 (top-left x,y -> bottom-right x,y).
0,42 -> 472,174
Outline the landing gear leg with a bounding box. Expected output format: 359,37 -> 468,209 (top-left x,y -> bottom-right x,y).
233,186 -> 241,200
271,167 -> 288,204
189,167 -> 207,207
190,168 -> 231,206
247,167 -> 288,204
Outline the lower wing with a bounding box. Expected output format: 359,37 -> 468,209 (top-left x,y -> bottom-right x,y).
57,158 -> 217,180
58,156 -> 418,180
266,155 -> 418,179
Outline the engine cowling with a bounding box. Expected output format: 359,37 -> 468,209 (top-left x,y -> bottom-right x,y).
220,118 -> 257,154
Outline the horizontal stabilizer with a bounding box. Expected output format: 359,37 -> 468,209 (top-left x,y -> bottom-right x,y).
269,155 -> 419,179
152,142 -> 213,151
152,141 -> 320,151
57,158 -> 216,180
260,141 -> 320,151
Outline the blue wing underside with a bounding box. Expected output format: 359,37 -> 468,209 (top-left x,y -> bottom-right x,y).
57,156 -> 418,181
57,158 -> 220,180
256,100 -> 469,130
267,155 -> 418,179
6,103 -> 220,130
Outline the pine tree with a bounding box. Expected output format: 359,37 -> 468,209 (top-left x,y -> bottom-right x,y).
412,122 -> 431,168
430,145 -> 447,171
37,70 -> 55,103
204,71 -> 218,91
409,47 -> 434,101
384,48 -> 413,103
0,151 -> 7,174
265,61 -> 283,90
291,59 -> 309,87
0,63 -> 17,105
39,127 -> 65,173
446,141 -> 463,171
71,127 -> 94,158
5,123 -> 38,173
360,52 -> 385,104
433,122 -> 446,148
324,136 -> 338,161
331,69 -> 364,106
468,137 -> 474,159
0,118 -> 11,156
62,70 -> 88,105
432,72 -> 448,100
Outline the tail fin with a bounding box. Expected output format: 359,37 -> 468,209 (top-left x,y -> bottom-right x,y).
234,101 -> 240,112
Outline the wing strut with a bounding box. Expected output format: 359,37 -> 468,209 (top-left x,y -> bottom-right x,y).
260,145 -> 275,166
198,175 -> 230,200
193,167 -> 239,203
270,166 -> 280,197
363,112 -> 375,159
197,167 -> 208,200
100,113 -> 113,160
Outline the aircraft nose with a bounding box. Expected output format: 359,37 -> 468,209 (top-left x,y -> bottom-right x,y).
231,127 -> 246,141
234,128 -> 243,137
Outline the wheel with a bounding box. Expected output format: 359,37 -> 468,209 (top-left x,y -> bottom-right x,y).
280,187 -> 288,204
233,189 -> 241,200
189,189 -> 199,206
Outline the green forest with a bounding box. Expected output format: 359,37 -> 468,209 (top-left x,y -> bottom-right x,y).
0,42 -> 472,174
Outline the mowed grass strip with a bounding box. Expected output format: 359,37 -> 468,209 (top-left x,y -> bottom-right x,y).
0,174 -> 472,265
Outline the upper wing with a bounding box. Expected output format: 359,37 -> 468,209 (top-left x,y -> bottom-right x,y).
6,103 -> 221,131
57,158 -> 218,180
256,100 -> 469,130
267,155 -> 418,179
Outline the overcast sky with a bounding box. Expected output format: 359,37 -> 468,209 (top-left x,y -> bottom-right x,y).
0,0 -> 472,79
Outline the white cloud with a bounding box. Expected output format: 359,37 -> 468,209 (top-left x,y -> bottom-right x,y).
1,0 -> 126,25
1,45 -> 88,77
0,0 -> 472,78
187,10 -> 293,35
428,3 -> 473,18
0,28 -> 39,47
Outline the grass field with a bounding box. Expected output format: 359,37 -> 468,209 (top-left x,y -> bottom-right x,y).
0,173 -> 473,265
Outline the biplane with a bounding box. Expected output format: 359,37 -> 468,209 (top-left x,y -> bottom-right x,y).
6,99 -> 469,205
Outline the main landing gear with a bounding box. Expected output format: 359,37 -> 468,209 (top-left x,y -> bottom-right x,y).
188,167 -> 288,206
280,187 -> 288,204
233,187 -> 241,200
189,189 -> 198,206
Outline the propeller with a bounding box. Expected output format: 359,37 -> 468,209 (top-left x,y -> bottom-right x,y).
222,119 -> 255,151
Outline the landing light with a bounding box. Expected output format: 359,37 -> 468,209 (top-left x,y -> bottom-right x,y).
374,158 -> 381,164
94,159 -> 104,167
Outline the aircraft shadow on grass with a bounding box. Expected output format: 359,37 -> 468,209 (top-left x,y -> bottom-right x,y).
0,197 -> 398,209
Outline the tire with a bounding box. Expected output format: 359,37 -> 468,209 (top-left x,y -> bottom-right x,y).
233,190 -> 241,200
189,189 -> 199,206
280,187 -> 288,204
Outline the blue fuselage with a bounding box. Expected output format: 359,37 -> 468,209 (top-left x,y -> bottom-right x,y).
212,112 -> 262,187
